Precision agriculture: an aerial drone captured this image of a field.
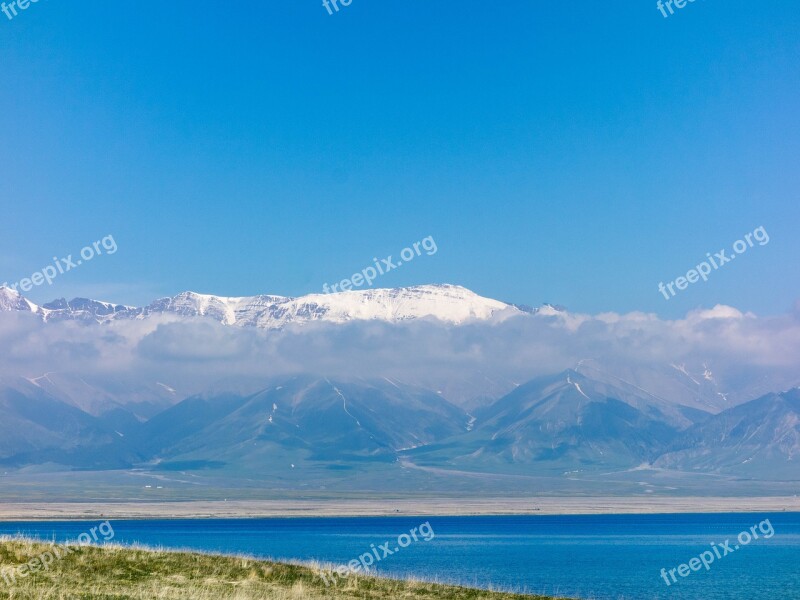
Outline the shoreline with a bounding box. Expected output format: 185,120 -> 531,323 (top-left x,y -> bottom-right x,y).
1,496 -> 798,521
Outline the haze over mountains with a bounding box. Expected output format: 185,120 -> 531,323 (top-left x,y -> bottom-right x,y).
0,370 -> 797,491
1,283 -> 798,495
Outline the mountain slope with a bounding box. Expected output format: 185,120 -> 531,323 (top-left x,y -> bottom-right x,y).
404,370 -> 693,475
21,372 -> 180,435
655,388 -> 800,478
0,377 -> 139,468
136,376 -> 471,473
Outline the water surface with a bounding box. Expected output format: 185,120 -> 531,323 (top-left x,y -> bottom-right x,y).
1,513 -> 798,600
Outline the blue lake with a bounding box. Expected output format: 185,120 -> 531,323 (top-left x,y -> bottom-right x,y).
1,513 -> 798,599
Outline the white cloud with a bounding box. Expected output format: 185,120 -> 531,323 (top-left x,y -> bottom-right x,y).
1,302 -> 799,406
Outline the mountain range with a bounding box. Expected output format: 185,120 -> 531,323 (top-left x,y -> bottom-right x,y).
1,283 -> 797,495
0,369 -> 797,490
0,284 -> 522,328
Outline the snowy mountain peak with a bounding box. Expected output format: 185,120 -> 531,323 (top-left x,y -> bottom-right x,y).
0,285 -> 40,313
280,284 -> 514,327
0,284 -> 522,329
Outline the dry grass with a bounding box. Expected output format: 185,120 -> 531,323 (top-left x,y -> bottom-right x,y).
0,538 -> 568,600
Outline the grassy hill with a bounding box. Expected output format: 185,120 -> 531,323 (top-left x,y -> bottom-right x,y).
0,538 -> 567,600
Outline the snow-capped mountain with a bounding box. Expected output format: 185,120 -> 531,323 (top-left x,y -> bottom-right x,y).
0,286 -> 39,313
0,284 -> 520,329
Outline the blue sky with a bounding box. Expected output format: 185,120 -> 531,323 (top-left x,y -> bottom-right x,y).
0,0 -> 797,317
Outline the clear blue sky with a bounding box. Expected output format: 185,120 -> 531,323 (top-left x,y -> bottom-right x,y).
1,0 -> 798,317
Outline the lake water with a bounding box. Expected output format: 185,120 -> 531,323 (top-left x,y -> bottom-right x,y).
1,513 -> 798,599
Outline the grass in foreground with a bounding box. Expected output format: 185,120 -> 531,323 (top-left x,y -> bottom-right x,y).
0,538 -> 569,600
